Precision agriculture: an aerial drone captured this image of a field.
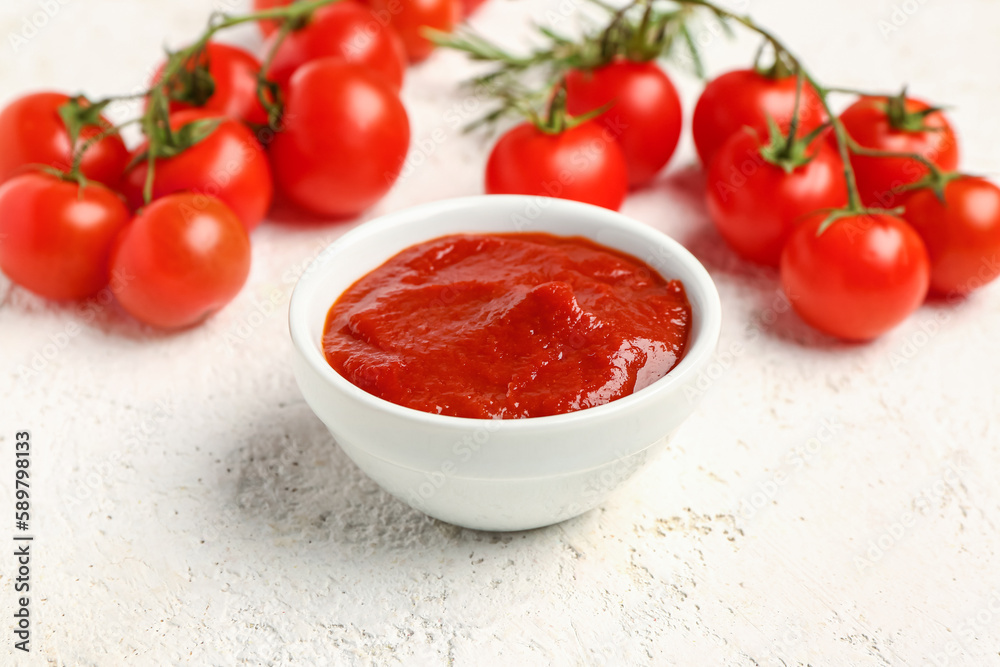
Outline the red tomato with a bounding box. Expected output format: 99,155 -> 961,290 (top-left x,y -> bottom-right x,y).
367,0 -> 459,62
485,120 -> 628,211
110,194 -> 251,329
151,41 -> 268,126
900,177 -> 1000,296
0,172 -> 130,301
122,110 -> 273,232
706,129 -> 847,266
564,60 -> 682,188
461,0 -> 487,15
264,2 -> 406,91
269,59 -> 410,218
253,0 -> 291,37
780,212 -> 929,340
838,96 -> 959,208
0,92 -> 129,188
692,69 -> 827,168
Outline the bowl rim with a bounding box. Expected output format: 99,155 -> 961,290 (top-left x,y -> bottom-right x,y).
289,195 -> 722,430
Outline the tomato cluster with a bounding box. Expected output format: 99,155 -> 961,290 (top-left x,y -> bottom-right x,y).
0,0 -> 478,329
253,0 -> 463,62
444,3 -> 1000,342
699,76 -> 998,340
3,0 -> 997,345
485,59 -> 684,209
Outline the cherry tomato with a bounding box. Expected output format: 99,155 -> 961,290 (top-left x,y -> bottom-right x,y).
899,177 -> 1000,296
780,212 -> 929,341
461,0 -> 487,15
706,129 -> 847,266
0,172 -> 130,301
122,110 -> 273,232
368,0 -> 459,62
264,2 -> 406,91
838,96 -> 959,208
253,0 -> 291,37
0,92 -> 129,188
110,193 -> 251,329
564,59 -> 682,188
485,120 -> 628,211
151,41 -> 268,126
270,59 -> 410,218
693,69 -> 827,168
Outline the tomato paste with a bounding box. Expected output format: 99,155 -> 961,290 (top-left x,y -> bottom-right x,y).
322,233 -> 691,419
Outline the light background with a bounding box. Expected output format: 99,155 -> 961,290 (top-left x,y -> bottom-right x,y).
1,0 -> 998,665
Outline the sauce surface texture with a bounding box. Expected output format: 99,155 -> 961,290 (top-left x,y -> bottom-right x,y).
323,233 -> 691,419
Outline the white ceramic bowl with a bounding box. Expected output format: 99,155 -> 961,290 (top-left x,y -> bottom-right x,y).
289,196 -> 721,531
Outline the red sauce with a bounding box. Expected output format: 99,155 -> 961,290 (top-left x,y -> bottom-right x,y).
322,233 -> 691,419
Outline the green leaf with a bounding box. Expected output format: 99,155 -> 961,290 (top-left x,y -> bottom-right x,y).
718,15 -> 736,39
757,113 -> 816,173
142,116 -> 223,164
537,26 -> 573,46
159,46 -> 217,108
678,22 -> 705,79
157,117 -> 224,158
57,96 -> 112,149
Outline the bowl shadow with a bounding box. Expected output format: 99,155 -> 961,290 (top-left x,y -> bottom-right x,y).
225,400 -> 575,556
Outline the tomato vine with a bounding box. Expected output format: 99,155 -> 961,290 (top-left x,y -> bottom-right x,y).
60,0 -> 343,204
437,0 -> 956,230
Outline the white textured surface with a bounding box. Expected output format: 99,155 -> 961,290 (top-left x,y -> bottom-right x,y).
1,0 -> 999,665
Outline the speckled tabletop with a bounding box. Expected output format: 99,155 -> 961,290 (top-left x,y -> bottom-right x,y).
2,0 -> 999,665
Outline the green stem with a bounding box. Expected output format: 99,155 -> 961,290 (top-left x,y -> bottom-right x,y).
149,0 -> 339,103
751,38 -> 767,71
143,151 -> 156,206
844,136 -> 941,173
69,118 -> 140,175
777,66 -> 804,160
133,0 -> 341,203
819,82 -> 863,210
824,85 -> 898,98
255,20 -> 297,125
677,0 -> 863,209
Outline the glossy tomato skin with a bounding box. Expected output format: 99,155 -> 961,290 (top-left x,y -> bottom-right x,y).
0,92 -> 130,188
270,59 -> 410,218
368,0 -> 459,62
110,194 -> 251,329
122,110 -> 273,232
564,60 -> 682,189
693,69 -> 827,168
0,172 -> 130,301
485,121 -> 628,211
706,129 -> 847,266
264,2 -> 406,90
461,0 -> 487,15
152,42 -> 268,126
780,213 -> 930,341
839,96 -> 959,208
900,177 -> 1000,296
